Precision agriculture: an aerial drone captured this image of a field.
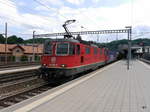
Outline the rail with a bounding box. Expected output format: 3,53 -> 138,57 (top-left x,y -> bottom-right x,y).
0,70 -> 39,83
0,62 -> 40,69
139,58 -> 150,64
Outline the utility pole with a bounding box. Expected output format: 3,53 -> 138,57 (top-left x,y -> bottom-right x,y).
125,26 -> 132,70
5,22 -> 8,64
129,27 -> 132,61
32,31 -> 36,62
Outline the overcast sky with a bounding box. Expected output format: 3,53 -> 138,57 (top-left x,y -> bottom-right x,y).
0,0 -> 150,42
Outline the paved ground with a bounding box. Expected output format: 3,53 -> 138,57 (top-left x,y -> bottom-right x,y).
1,60 -> 150,112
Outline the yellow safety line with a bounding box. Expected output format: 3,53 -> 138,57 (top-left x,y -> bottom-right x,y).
138,60 -> 150,69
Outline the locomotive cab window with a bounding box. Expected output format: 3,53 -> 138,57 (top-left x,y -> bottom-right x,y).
56,43 -> 69,55
69,43 -> 75,55
44,42 -> 53,55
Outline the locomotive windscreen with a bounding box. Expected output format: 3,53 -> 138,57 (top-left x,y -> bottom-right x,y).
44,42 -> 53,54
56,43 -> 69,55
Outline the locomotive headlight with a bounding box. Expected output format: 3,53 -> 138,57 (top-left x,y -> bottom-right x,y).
61,64 -> 66,68
42,64 -> 46,67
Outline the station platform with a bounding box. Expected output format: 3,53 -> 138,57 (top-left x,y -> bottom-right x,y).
1,60 -> 150,112
0,65 -> 41,75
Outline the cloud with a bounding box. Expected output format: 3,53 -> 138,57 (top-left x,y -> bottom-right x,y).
0,0 -> 150,41
65,0 -> 85,5
0,0 -> 62,34
39,0 -> 64,7
92,0 -> 100,3
17,1 -> 26,6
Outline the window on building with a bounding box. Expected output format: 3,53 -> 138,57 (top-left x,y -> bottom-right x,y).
94,48 -> 98,54
86,47 -> 90,54
16,49 -> 20,53
56,43 -> 68,55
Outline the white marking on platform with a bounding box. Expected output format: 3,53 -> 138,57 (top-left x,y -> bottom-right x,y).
13,61 -> 120,112
138,60 -> 150,69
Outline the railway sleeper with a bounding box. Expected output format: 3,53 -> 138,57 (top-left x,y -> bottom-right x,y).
0,102 -> 10,107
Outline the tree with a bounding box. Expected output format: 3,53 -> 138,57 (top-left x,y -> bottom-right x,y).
35,55 -> 40,62
0,34 -> 5,43
17,37 -> 24,43
7,35 -> 24,44
24,38 -> 49,44
7,35 -> 18,44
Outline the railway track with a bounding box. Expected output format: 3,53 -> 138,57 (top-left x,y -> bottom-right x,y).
0,68 -> 81,110
0,69 -> 44,99
0,62 -> 40,69
0,83 -> 50,109
0,70 -> 39,83
140,58 -> 150,64
0,69 -> 48,110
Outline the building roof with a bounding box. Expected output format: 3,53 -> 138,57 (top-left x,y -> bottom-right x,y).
9,45 -> 25,51
0,44 -> 43,54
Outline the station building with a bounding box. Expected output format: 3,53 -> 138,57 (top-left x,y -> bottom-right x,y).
0,44 -> 43,62
119,44 -> 150,58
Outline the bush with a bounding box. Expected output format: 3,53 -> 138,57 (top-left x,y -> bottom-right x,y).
8,56 -> 16,62
35,55 -> 40,62
21,55 -> 28,62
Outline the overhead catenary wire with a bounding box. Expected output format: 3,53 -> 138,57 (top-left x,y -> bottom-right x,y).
0,0 -> 59,31
32,0 -> 68,20
32,0 -> 100,32
0,0 -> 16,9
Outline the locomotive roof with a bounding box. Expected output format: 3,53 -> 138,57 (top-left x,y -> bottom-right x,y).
45,38 -> 80,43
45,38 -> 101,48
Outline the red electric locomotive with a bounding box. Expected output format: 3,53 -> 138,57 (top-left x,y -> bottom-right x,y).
40,20 -> 110,81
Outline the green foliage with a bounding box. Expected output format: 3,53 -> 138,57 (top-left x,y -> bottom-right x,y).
0,34 -> 5,43
98,38 -> 150,51
105,39 -> 128,50
132,38 -> 150,46
12,56 -> 16,61
35,55 -> 40,62
24,38 -> 49,44
21,55 -> 28,62
7,35 -> 24,44
2,34 -> 150,51
8,56 -> 16,62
